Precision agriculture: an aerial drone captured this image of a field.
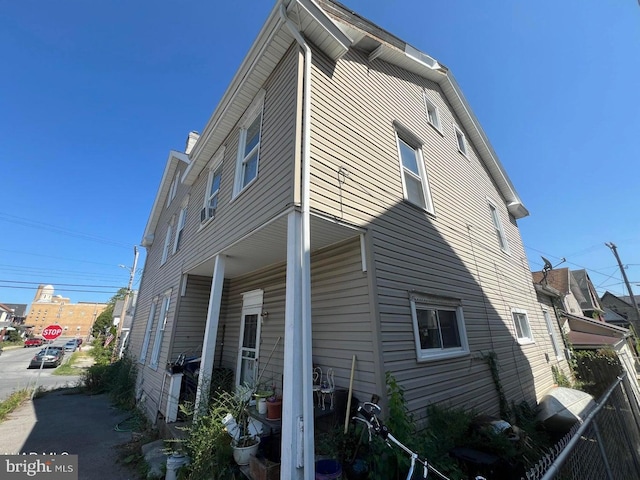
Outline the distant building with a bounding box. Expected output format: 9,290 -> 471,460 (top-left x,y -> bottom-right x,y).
24,285 -> 108,340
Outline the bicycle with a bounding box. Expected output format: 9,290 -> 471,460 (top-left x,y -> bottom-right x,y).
354,402 -> 487,480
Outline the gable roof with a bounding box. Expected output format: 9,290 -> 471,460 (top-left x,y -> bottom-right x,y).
142,0 -> 529,245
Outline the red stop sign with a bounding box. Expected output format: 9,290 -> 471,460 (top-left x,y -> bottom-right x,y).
42,324 -> 63,340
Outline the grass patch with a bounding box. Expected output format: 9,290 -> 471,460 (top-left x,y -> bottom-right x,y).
53,350 -> 92,376
0,389 -> 30,423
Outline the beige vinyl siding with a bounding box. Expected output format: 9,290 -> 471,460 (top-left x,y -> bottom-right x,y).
171,45 -> 300,275
214,237 -> 376,402
168,275 -> 212,360
308,47 -> 554,416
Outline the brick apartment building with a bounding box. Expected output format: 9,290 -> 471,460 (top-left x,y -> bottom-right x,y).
25,285 -> 108,340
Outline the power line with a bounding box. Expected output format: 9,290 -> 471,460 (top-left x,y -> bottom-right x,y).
0,285 -> 118,294
0,279 -> 125,288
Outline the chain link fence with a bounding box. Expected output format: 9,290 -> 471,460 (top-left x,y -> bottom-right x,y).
523,373 -> 640,480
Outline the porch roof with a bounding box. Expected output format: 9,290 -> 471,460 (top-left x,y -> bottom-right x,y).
186,210 -> 364,278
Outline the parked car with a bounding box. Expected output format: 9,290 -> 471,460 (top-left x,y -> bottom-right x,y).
24,337 -> 44,348
39,346 -> 65,358
28,350 -> 63,368
64,340 -> 78,352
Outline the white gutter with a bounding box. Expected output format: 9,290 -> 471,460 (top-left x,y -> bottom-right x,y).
280,2 -> 315,477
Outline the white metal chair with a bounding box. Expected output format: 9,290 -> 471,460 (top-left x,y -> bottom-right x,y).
312,367 -> 322,407
320,368 -> 335,410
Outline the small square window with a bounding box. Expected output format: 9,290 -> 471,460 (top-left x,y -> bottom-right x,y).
424,95 -> 441,131
512,309 -> 533,344
410,294 -> 469,361
455,127 -> 467,156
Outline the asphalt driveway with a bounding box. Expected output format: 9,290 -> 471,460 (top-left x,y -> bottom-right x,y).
0,389 -> 141,479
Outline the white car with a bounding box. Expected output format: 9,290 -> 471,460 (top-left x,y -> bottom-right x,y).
64,340 -> 78,352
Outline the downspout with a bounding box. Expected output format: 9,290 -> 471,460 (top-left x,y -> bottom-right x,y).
279,2 -> 315,476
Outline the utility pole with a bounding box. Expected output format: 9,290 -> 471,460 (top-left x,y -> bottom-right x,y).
112,246 -> 139,361
606,242 -> 640,334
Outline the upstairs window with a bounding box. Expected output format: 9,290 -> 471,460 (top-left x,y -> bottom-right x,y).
488,200 -> 509,253
512,308 -> 533,344
410,294 -> 469,361
161,224 -> 172,265
455,127 -> 468,156
139,299 -> 157,364
173,205 -> 187,253
202,163 -> 223,223
234,91 -> 265,197
167,170 -> 180,207
395,126 -> 434,213
424,95 -> 442,132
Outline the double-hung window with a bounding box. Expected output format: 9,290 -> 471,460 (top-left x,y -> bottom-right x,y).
234,91 -> 265,197
424,95 -> 442,132
395,125 -> 434,213
161,225 -> 172,265
455,127 -> 468,156
410,294 -> 469,361
488,200 -> 509,253
167,170 -> 179,207
512,308 -> 533,344
201,147 -> 224,223
139,298 -> 157,364
150,290 -> 171,369
173,205 -> 187,253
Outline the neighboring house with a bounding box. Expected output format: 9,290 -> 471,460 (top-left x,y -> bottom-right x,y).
128,1 -> 563,476
1,303 -> 28,325
532,269 -> 638,395
601,291 -> 640,329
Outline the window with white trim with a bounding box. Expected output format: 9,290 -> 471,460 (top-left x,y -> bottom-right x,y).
234,92 -> 265,196
202,166 -> 222,223
395,128 -> 434,213
488,200 -> 509,253
512,308 -> 533,344
173,205 -> 187,253
424,95 -> 441,131
139,298 -> 157,364
543,309 -> 562,359
167,170 -> 179,207
150,290 -> 171,369
410,294 -> 469,361
455,127 -> 467,156
161,225 -> 172,265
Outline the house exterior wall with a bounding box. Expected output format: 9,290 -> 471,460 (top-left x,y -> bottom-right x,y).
307,46 -> 558,417
601,292 -> 640,326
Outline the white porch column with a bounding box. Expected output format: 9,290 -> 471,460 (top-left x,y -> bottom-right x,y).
194,254 -> 226,417
282,210 -> 314,479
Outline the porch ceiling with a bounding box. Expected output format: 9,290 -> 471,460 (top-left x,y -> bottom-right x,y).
186,212 -> 363,278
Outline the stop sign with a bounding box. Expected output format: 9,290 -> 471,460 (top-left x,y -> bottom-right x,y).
42,324 -> 63,341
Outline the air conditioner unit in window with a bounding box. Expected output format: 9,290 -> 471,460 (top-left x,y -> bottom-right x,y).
200,207 -> 216,223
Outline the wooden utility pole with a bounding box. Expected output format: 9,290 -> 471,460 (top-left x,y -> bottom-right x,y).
606,242 -> 640,334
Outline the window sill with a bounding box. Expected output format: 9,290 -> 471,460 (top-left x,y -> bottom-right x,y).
416,349 -> 469,363
402,199 -> 436,218
516,339 -> 535,346
428,122 -> 444,137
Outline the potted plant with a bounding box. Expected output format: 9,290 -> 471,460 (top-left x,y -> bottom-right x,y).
253,382 -> 275,416
221,384 -> 261,465
266,392 -> 282,420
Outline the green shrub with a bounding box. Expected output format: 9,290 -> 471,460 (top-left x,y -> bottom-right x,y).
81,355 -> 137,409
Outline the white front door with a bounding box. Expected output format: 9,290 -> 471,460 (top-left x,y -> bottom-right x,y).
236,290 -> 263,387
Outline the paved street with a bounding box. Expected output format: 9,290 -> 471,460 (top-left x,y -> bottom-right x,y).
0,389 -> 140,479
0,339 -> 82,402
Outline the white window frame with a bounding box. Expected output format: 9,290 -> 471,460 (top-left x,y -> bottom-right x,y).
543,308 -> 563,360
512,308 -> 533,344
150,290 -> 172,369
139,298 -> 157,364
410,293 -> 469,361
233,90 -> 265,197
161,224 -> 172,265
201,148 -> 225,223
173,204 -> 188,254
167,170 -> 180,207
455,126 -> 468,156
424,94 -> 442,132
487,199 -> 510,254
394,124 -> 434,214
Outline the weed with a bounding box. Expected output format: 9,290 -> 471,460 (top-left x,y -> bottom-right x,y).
0,389 -> 30,423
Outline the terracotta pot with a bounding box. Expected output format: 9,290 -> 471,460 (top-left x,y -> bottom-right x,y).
266,398 -> 282,420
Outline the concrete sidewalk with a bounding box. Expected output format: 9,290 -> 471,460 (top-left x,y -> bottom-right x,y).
0,389 -> 142,479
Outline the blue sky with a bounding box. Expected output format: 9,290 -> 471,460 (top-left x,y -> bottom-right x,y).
1,0 -> 639,309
